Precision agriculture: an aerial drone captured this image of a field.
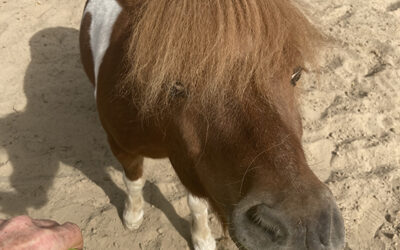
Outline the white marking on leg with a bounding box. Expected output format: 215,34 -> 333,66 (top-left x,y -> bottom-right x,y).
83,0 -> 122,98
123,174 -> 144,230
187,194 -> 216,250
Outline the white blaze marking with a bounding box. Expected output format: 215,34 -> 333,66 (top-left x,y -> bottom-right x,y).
84,0 -> 122,97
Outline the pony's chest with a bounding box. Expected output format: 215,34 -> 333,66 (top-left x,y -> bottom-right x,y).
83,0 -> 122,87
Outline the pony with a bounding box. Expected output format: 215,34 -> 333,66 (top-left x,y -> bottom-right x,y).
80,0 -> 345,249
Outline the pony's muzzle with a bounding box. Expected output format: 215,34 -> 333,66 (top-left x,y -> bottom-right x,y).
230,192 -> 345,250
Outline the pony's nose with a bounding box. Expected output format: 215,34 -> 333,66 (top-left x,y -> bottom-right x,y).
231,189 -> 345,250
236,201 -> 345,250
245,204 -> 289,244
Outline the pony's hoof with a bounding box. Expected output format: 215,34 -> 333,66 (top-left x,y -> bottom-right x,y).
123,209 -> 143,230
192,234 -> 216,250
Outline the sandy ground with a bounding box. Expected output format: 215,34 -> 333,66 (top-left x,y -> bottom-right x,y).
0,0 -> 399,249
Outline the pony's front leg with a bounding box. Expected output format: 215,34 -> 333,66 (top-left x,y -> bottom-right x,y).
187,194 -> 216,250
123,174 -> 144,230
108,137 -> 145,230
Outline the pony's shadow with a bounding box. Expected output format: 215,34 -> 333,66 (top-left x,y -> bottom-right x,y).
0,27 -> 191,246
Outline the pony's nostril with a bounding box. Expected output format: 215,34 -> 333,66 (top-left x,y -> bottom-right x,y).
313,203 -> 345,248
317,209 -> 332,246
246,204 -> 287,243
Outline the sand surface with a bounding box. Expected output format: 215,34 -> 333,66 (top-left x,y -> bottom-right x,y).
0,0 -> 399,249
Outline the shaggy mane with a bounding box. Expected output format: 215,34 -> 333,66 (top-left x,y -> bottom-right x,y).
121,0 -> 323,115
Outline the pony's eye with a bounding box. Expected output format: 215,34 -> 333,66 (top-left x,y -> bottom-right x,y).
170,81 -> 186,98
290,67 -> 303,86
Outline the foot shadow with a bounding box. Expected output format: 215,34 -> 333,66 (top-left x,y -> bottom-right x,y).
143,181 -> 193,249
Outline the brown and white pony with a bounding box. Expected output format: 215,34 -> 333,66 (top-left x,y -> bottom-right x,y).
80,0 -> 345,249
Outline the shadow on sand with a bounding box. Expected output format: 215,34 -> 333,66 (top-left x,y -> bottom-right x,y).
0,27 -> 191,246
